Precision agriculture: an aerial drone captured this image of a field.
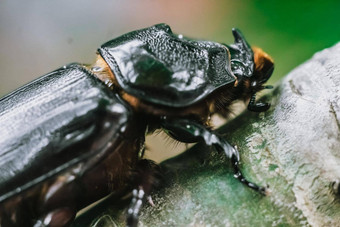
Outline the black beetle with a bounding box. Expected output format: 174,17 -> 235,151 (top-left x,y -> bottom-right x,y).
0,24 -> 274,227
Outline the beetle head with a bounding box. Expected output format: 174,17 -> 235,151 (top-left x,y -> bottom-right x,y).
228,29 -> 273,92
249,47 -> 274,92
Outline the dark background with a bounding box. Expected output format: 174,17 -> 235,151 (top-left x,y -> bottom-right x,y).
1,1 -> 340,96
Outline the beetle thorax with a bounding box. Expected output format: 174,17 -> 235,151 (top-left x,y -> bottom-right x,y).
89,55 -> 212,123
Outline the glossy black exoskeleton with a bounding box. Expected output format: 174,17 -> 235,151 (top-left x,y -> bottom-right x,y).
0,24 -> 274,227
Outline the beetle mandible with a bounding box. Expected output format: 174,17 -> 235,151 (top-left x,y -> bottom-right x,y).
0,24 -> 274,227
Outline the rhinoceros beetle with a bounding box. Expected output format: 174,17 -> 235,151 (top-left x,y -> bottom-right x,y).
0,23 -> 274,227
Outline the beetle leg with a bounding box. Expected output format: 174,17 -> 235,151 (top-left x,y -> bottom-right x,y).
127,159 -> 160,227
231,145 -> 266,194
161,118 -> 267,193
127,187 -> 145,227
33,207 -> 76,227
248,93 -> 271,112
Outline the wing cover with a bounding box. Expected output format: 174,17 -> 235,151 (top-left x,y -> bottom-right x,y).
0,64 -> 129,202
99,23 -> 236,107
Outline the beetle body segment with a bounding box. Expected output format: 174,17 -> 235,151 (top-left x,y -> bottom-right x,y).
99,23 -> 236,108
0,64 -> 146,226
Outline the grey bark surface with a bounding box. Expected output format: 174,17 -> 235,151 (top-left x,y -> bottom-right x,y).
73,43 -> 340,227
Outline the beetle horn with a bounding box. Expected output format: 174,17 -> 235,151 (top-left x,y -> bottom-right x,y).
231,28 -> 253,54
227,28 -> 254,79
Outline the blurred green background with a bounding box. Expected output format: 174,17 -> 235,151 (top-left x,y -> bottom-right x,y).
1,1 -> 340,96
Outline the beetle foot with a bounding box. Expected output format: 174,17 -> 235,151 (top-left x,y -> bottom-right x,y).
248,93 -> 271,112
127,159 -> 161,227
231,146 -> 268,194
248,102 -> 271,112
127,187 -> 145,227
34,207 -> 76,227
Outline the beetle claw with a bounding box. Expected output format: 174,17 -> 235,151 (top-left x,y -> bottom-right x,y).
248,102 -> 271,112
263,85 -> 274,89
127,188 -> 145,227
147,196 -> 155,207
248,93 -> 271,112
231,146 -> 268,194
